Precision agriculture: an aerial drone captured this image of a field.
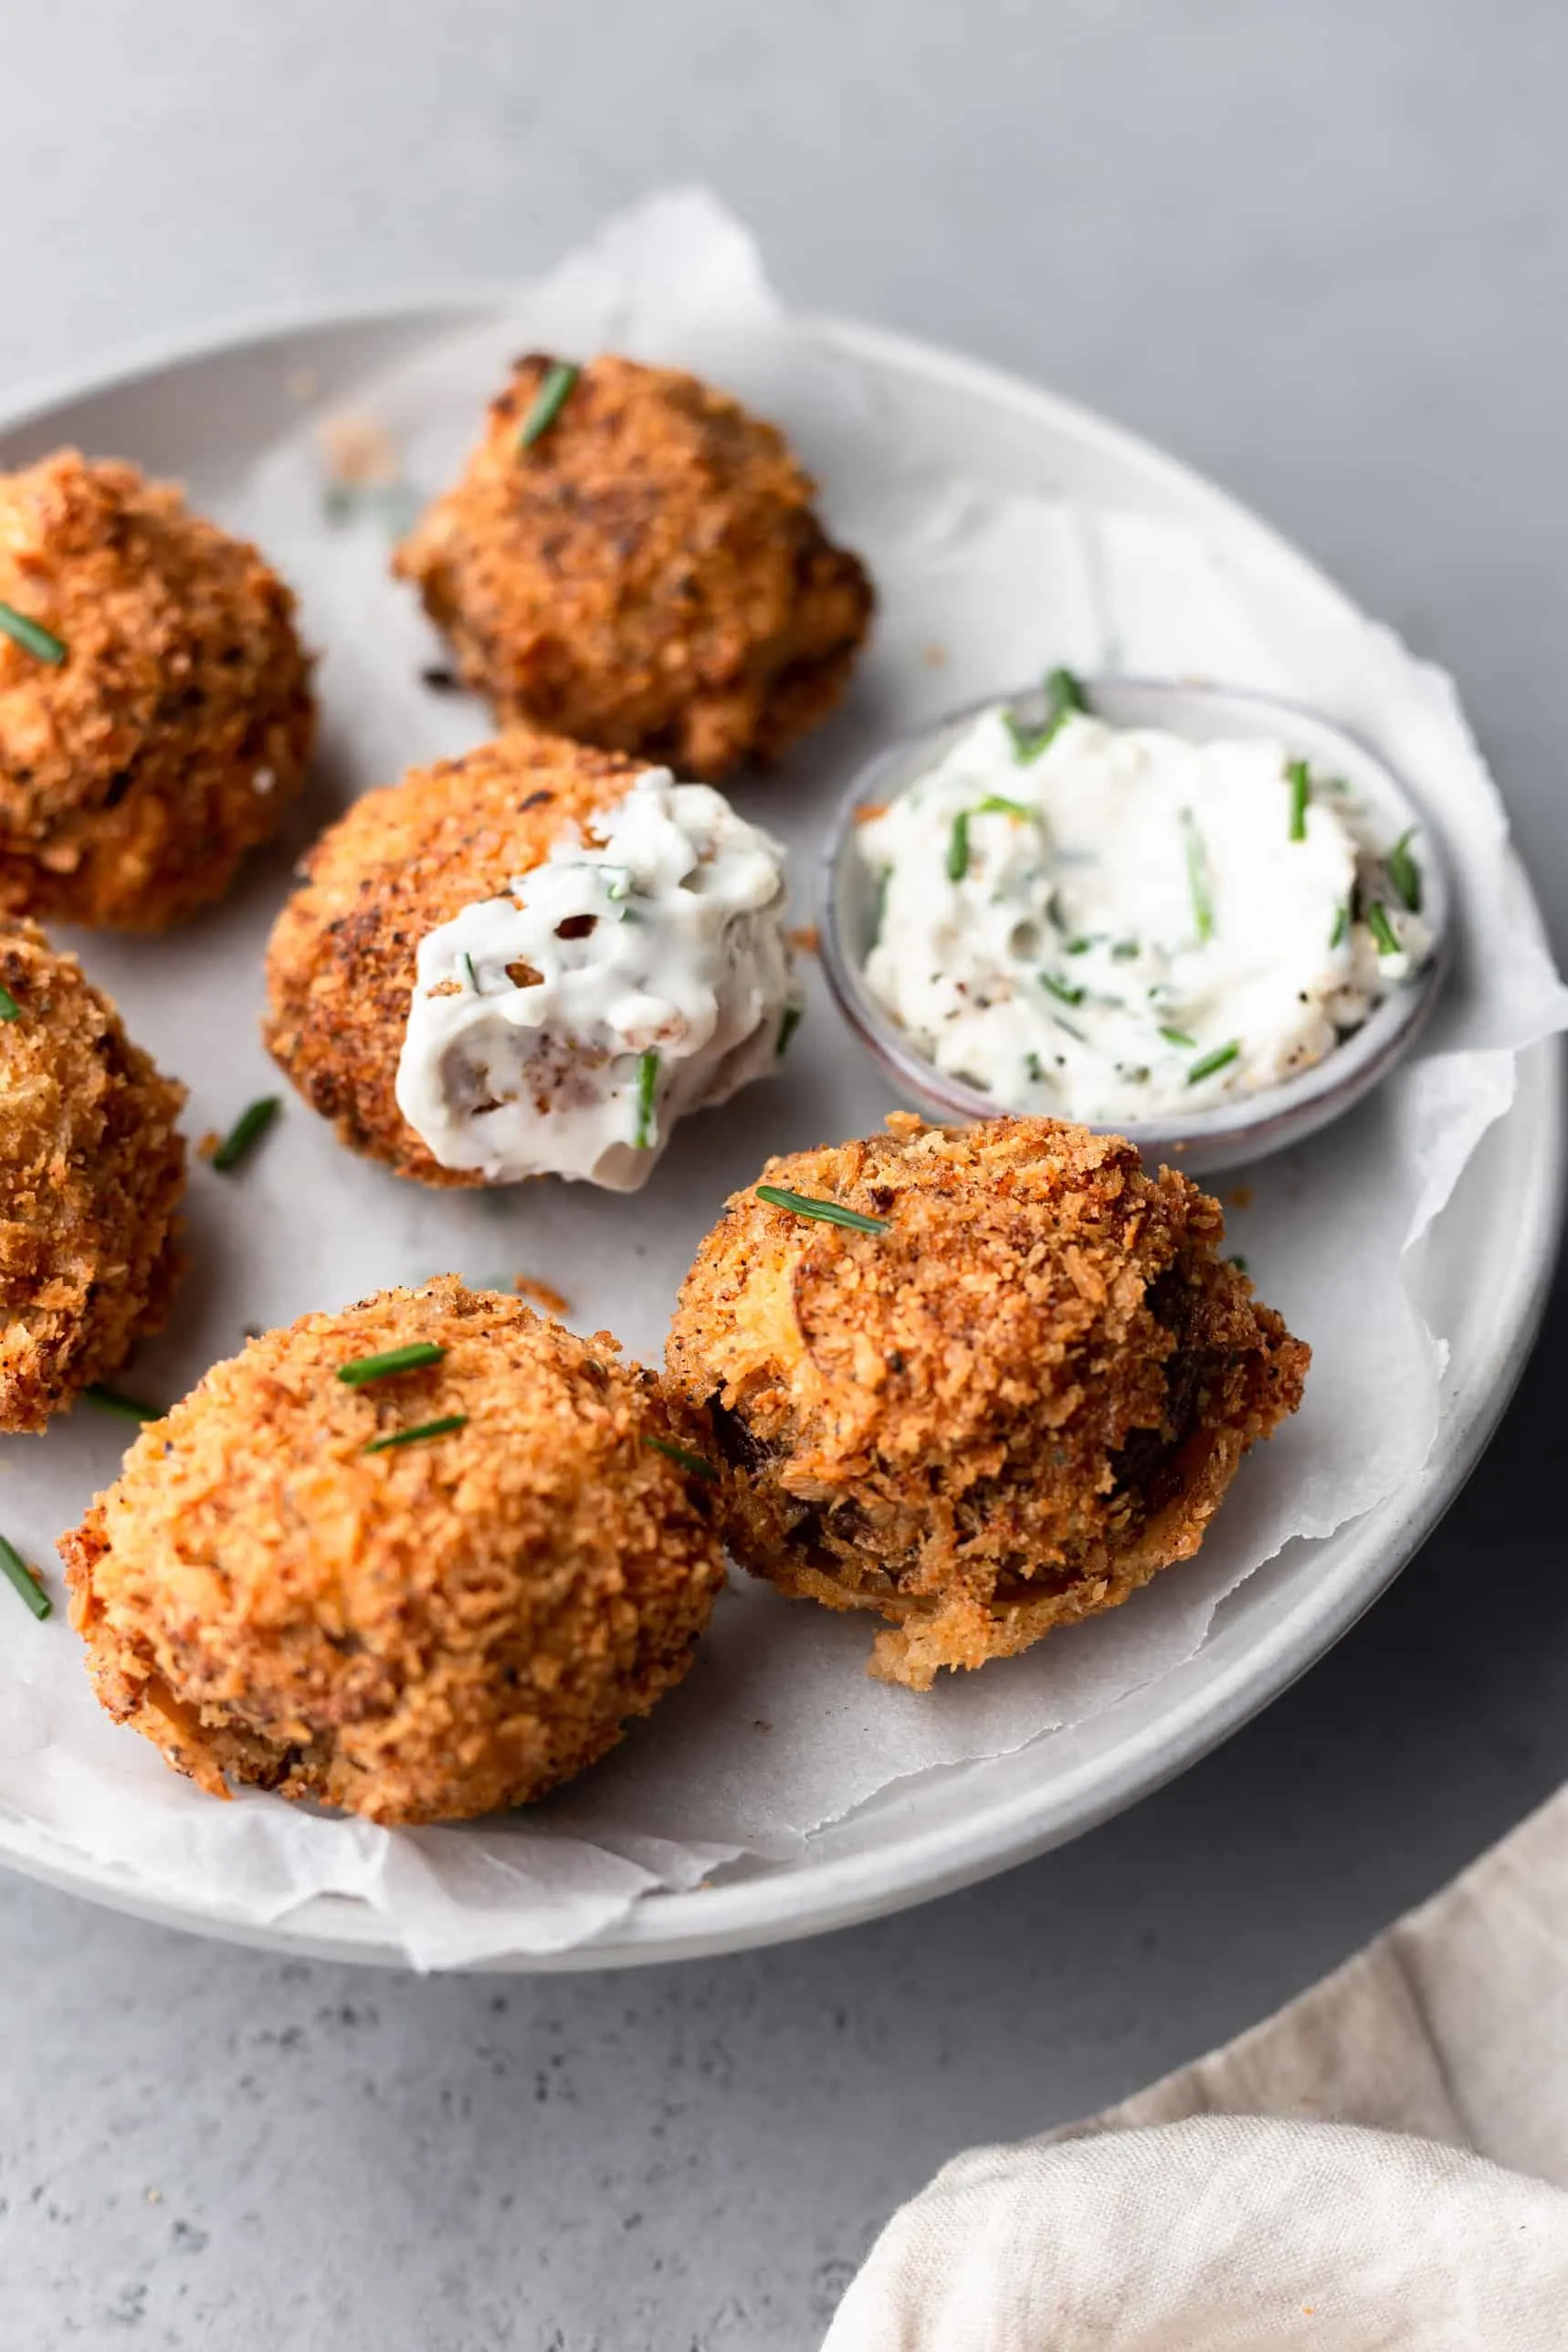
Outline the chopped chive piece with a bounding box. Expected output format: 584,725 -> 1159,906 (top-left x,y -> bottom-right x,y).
1064,935 -> 1092,955
870,869 -> 890,944
337,1342 -> 447,1387
775,1002 -> 804,1060
1187,1039 -> 1241,1085
1181,808 -> 1214,944
0,601 -> 67,665
1228,1253 -> 1249,1274
1159,1024 -> 1197,1048
210,1095 -> 281,1174
1286,758 -> 1310,841
1329,900 -> 1351,950
1366,900 -> 1401,956
642,1435 -> 719,1482
974,793 -> 1035,822
1387,828 -> 1423,913
1039,972 -> 1085,1007
1024,1051 -> 1045,1082
363,1414 -> 468,1455
86,1384 -> 158,1421
517,360 -> 579,449
755,1184 -> 889,1234
1005,666 -> 1087,764
946,809 -> 971,881
0,1534 -> 48,1620
1052,1013 -> 1087,1043
633,1049 -> 659,1149
460,951 -> 478,990
1045,666 -> 1087,722
1110,939 -> 1140,962
1004,711 -> 1051,764
0,985 -> 19,1021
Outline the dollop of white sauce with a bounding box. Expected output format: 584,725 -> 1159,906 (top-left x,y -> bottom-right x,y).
395,770 -> 796,1190
858,707 -> 1431,1123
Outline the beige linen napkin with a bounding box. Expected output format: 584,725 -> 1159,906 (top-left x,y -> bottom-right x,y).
822,1785 -> 1568,2347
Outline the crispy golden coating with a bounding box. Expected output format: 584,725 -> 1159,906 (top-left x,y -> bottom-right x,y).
395,354 -> 873,778
62,1279 -> 727,1824
665,1113 -> 1309,1689
0,922 -> 185,1430
0,449 -> 314,929
264,725 -> 645,1184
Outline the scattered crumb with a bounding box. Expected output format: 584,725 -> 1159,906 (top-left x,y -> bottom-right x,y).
196,1130 -> 222,1162
1226,1183 -> 1254,1210
318,410 -> 401,489
145,2189 -> 163,2205
787,924 -> 819,956
753,1719 -> 772,1733
852,803 -> 888,828
921,643 -> 948,669
421,666 -> 461,693
512,1273 -> 572,1317
286,368 -> 321,404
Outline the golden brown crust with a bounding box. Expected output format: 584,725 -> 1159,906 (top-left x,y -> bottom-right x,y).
0,922 -> 186,1429
395,354 -> 873,778
263,725 -> 647,1184
61,1278 -> 727,1824
0,449 -> 314,929
665,1112 -> 1309,1689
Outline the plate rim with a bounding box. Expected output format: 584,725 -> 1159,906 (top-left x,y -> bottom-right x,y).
0,294 -> 1560,1971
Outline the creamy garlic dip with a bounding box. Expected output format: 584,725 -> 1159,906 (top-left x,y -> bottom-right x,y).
858,703 -> 1430,1123
395,770 -> 796,1190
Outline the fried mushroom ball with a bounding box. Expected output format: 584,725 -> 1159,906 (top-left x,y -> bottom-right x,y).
61,1279 -> 727,1825
665,1113 -> 1309,1690
0,448 -> 313,928
264,727 -> 658,1186
394,353 -> 873,778
0,922 -> 185,1431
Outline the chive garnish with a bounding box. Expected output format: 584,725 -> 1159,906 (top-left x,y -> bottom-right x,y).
1366,900 -> 1401,956
1387,828 -> 1423,913
363,1414 -> 468,1455
1286,759 -> 1310,842
1004,666 -> 1087,763
1181,808 -> 1214,944
0,602 -> 67,666
755,1185 -> 889,1234
0,985 -> 19,1021
642,1435 -> 720,1482
1187,1039 -> 1241,1085
1024,1050 -> 1045,1082
1039,972 -> 1085,1007
1228,1253 -> 1249,1274
1004,712 -> 1051,764
1110,939 -> 1140,962
1159,1024 -> 1197,1048
633,1049 -> 659,1149
1064,936 -> 1092,955
210,1095 -> 281,1173
974,793 -> 1035,822
1329,900 -> 1351,950
517,361 -> 579,449
0,1534 -> 48,1620
460,951 -> 478,990
775,1002 -> 804,1060
946,809 -> 971,881
85,1384 -> 158,1421
337,1342 -> 447,1387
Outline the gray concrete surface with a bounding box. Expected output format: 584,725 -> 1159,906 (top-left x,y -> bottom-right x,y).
4,4 -> 1567,2344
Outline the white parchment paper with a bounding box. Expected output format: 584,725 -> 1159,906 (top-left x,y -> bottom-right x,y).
2,191 -> 1564,1967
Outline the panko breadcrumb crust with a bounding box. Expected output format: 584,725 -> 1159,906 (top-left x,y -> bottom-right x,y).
665,1113 -> 1309,1689
61,1280 -> 727,1825
0,449 -> 314,929
395,353 -> 873,779
0,922 -> 186,1431
263,726 -> 648,1184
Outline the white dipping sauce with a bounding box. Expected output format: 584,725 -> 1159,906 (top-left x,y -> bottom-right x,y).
858,706 -> 1430,1123
395,770 -> 796,1190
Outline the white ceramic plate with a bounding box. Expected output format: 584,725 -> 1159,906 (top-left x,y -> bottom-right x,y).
0,301 -> 1559,1970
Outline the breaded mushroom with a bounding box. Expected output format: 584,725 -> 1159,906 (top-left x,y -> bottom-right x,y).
61,1279 -> 727,1825
264,724 -> 795,1190
395,353 -> 872,778
0,449 -> 313,928
665,1113 -> 1308,1690
0,922 -> 185,1430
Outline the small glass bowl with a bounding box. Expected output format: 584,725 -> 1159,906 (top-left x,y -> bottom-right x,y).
817,677 -> 1452,1175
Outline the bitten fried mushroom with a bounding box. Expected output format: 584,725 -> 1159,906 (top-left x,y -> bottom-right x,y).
62,1280 -> 726,1825
0,922 -> 185,1431
395,353 -> 872,778
665,1113 -> 1309,1690
0,448 -> 313,928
